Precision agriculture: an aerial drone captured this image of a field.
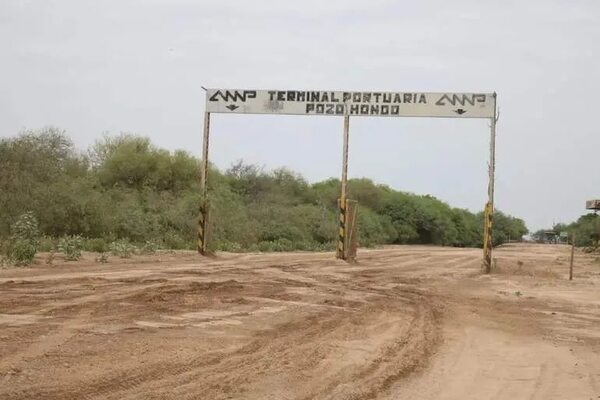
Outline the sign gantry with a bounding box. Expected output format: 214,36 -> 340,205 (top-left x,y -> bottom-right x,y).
199,88 -> 498,272
205,89 -> 494,118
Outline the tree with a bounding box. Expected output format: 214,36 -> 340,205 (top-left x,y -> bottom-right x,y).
0,129 -> 530,253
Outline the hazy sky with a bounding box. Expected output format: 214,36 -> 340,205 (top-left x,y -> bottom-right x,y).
1,0 -> 599,231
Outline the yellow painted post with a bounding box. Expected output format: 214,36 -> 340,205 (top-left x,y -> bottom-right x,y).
483,202 -> 493,273
337,199 -> 346,259
198,111 -> 211,255
483,205 -> 489,269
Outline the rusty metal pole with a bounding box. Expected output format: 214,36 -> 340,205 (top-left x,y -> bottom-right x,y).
198,111 -> 211,255
483,93 -> 497,273
337,114 -> 350,260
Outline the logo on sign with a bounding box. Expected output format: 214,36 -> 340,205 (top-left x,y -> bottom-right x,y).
435,94 -> 487,107
209,90 -> 257,102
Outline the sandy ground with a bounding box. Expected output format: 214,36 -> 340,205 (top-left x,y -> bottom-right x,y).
0,243 -> 599,399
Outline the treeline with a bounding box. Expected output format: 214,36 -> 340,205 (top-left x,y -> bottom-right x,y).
0,128 -> 528,260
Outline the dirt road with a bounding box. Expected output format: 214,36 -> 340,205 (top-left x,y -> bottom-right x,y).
1,244 -> 599,399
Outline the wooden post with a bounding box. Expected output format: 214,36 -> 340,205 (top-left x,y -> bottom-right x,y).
483,93 -> 497,273
198,111 -> 211,255
337,115 -> 350,260
596,215 -> 600,249
569,232 -> 576,281
345,200 -> 359,261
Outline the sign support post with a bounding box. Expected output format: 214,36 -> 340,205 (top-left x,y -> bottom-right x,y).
569,232 -> 576,280
198,111 -> 211,255
483,93 -> 497,273
337,115 -> 350,260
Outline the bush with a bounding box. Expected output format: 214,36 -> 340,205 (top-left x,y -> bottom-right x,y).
162,231 -> 191,250
0,239 -> 7,259
5,212 -> 40,266
10,212 -> 40,244
85,238 -> 108,253
357,208 -> 395,247
39,236 -> 57,252
9,239 -> 38,266
58,235 -> 84,261
216,240 -> 244,252
0,131 -> 532,254
109,239 -> 136,258
140,240 -> 160,254
257,238 -> 295,252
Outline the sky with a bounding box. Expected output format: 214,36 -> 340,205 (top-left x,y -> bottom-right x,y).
1,0 -> 599,231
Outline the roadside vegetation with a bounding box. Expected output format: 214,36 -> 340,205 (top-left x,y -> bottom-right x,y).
532,215 -> 600,250
0,127 -> 528,265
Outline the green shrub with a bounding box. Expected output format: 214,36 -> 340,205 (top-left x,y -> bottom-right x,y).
5,212 -> 40,266
39,236 -> 57,252
58,235 -> 84,261
216,240 -> 243,252
11,212 -> 40,244
85,238 -> 108,253
257,238 -> 295,252
357,208 -> 395,247
274,238 -> 295,251
292,241 -> 312,251
9,239 -> 38,266
109,239 -> 136,258
315,241 -> 336,251
0,131 -> 532,254
140,240 -> 160,254
162,231 -> 190,250
257,241 -> 272,252
0,239 -> 7,258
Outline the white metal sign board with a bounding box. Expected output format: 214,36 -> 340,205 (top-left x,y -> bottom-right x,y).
205,89 -> 495,118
